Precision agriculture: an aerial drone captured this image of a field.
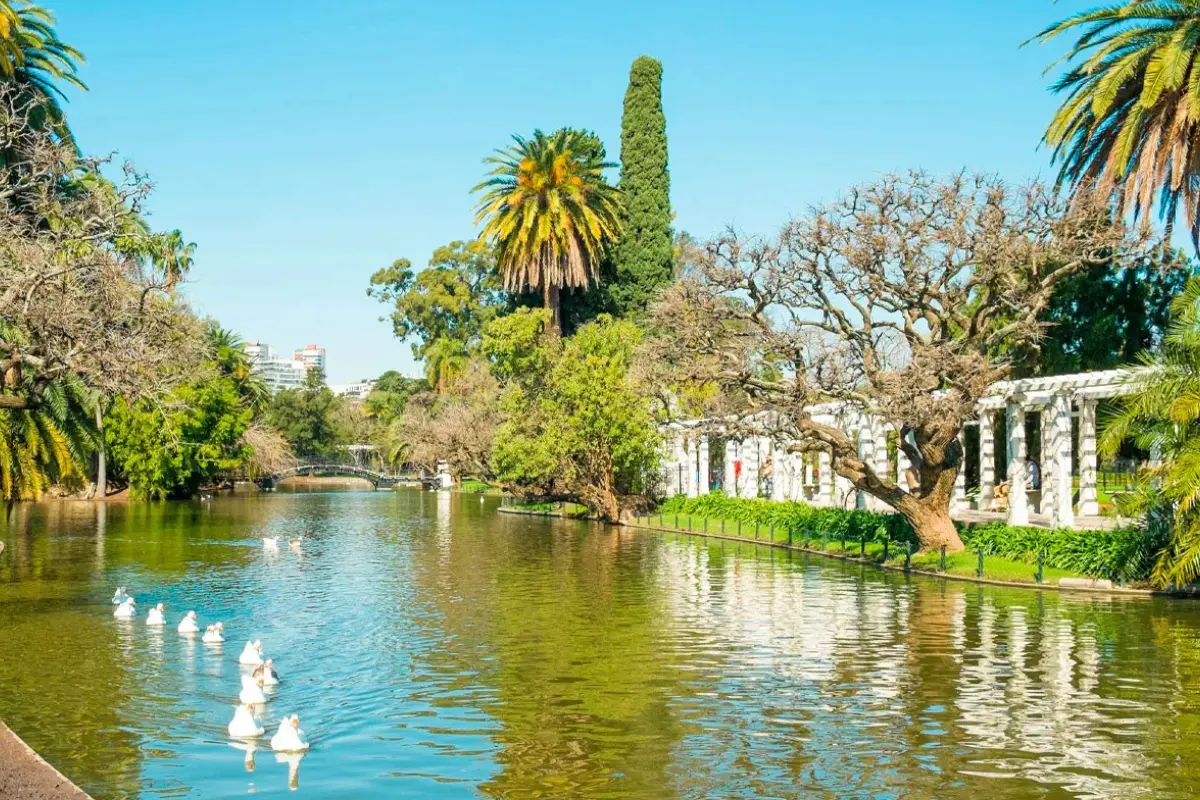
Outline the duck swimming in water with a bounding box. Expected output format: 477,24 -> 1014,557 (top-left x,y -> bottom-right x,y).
253,658 -> 280,686
288,537 -> 303,551
263,536 -> 279,550
238,640 -> 264,665
227,704 -> 264,738
270,715 -> 309,752
177,610 -> 199,634
239,674 -> 267,704
111,586 -> 129,605
202,622 -> 225,643
146,603 -> 165,625
113,597 -> 136,618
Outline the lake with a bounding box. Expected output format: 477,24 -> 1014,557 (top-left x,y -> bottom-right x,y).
2,491 -> 1200,799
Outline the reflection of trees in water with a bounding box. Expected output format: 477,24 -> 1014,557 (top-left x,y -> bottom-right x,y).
404,511 -> 708,799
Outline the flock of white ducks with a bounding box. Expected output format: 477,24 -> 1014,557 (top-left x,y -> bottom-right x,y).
108,541 -> 311,757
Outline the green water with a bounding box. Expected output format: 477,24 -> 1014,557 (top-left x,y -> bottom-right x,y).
3,491 -> 1200,799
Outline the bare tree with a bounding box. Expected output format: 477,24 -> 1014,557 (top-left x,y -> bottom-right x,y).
0,87 -> 199,413
395,361 -> 499,480
648,172 -> 1155,551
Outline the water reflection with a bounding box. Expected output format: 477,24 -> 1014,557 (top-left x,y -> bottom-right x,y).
3,495 -> 1200,798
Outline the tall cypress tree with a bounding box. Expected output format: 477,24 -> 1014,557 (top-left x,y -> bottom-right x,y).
611,56 -> 672,316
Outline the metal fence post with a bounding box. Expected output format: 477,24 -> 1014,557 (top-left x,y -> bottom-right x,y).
1036,550 -> 1045,584
976,548 -> 984,578
904,541 -> 912,572
939,545 -> 947,573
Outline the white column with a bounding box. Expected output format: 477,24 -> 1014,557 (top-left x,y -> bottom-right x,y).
857,417 -> 874,510
672,433 -> 687,497
685,436 -> 700,498
817,449 -> 833,507
896,429 -> 913,491
772,441 -> 787,502
790,451 -> 804,501
744,439 -> 761,498
698,437 -> 711,496
1039,410 -> 1056,519
978,411 -> 995,511
1006,399 -> 1028,526
950,434 -> 967,513
725,440 -> 738,497
1051,393 -> 1074,528
873,424 -> 889,511
1079,400 -> 1098,517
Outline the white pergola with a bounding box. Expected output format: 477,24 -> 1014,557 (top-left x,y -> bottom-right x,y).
660,368 -> 1141,530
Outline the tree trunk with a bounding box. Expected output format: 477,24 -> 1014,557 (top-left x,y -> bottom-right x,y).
95,403 -> 107,499
544,282 -> 562,334
899,498 -> 964,552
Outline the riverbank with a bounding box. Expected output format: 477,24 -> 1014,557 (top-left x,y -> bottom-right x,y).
0,722 -> 93,800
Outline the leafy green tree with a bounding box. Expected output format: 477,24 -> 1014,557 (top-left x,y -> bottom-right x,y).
473,129 -> 622,333
264,369 -> 341,457
1009,250 -> 1194,377
368,239 -> 503,389
0,0 -> 85,145
1030,2 -> 1200,246
611,55 -> 673,316
485,309 -> 661,520
364,370 -> 425,423
1100,275 -> 1200,587
105,370 -> 251,500
0,361 -> 95,500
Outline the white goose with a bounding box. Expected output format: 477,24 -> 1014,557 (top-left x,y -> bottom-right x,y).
239,674 -> 267,704
263,536 -> 280,550
146,603 -> 165,625
202,622 -> 225,644
227,704 -> 264,738
270,715 -> 309,752
238,640 -> 264,666
113,597 -> 136,619
253,658 -> 280,686
111,586 -> 129,605
288,538 -> 303,551
177,610 -> 199,634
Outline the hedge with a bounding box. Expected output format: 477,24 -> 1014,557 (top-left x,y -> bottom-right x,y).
655,493 -> 1164,583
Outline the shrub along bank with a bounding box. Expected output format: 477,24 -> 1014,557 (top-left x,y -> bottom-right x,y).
654,494 -> 1164,585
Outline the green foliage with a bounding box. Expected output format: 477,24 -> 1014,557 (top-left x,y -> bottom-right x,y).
0,371 -> 95,500
1100,275 -> 1200,586
657,494 -> 1161,583
364,370 -> 425,423
611,56 -> 672,316
106,370 -> 251,500
473,129 -> 622,331
264,368 -> 341,458
1008,250 -> 1193,377
0,0 -> 85,146
1030,2 -> 1200,246
486,310 -> 661,518
367,239 -> 503,389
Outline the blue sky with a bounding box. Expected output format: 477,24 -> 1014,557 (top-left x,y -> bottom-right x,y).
48,0 -> 1086,384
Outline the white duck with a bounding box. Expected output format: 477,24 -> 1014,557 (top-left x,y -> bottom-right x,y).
177,610 -> 199,634
227,704 -> 264,738
113,597 -> 136,619
253,658 -> 280,686
238,640 -> 264,665
146,603 -> 165,625
288,537 -> 303,551
263,536 -> 280,550
270,715 -> 309,752
202,622 -> 225,644
239,674 -> 267,704
111,586 -> 129,605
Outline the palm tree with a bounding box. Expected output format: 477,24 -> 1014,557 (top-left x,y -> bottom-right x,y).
0,371 -> 96,500
1101,275 -> 1200,586
0,0 -> 85,144
473,129 -> 621,333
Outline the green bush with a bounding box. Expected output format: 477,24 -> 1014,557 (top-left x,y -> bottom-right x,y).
655,493 -> 1162,583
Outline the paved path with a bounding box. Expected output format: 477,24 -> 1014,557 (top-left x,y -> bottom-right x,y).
0,721 -> 92,800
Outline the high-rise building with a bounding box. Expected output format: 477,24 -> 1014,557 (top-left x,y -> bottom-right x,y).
244,341 -> 308,392
294,344 -> 326,374
340,379 -> 376,399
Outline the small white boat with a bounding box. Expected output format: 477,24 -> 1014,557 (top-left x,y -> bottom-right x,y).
270,715 -> 309,752
113,597 -> 136,619
254,658 -> 280,686
146,603 -> 165,625
239,674 -> 267,704
238,640 -> 264,666
227,704 -> 264,738
177,610 -> 199,634
111,586 -> 129,605
202,622 -> 225,644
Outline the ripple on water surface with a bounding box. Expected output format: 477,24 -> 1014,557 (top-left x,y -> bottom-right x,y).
2,493 -> 1200,799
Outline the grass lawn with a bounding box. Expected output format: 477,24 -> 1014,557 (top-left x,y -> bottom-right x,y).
630,512 -> 1085,586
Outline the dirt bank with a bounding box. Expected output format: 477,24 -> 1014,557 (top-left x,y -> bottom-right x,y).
0,721 -> 92,800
